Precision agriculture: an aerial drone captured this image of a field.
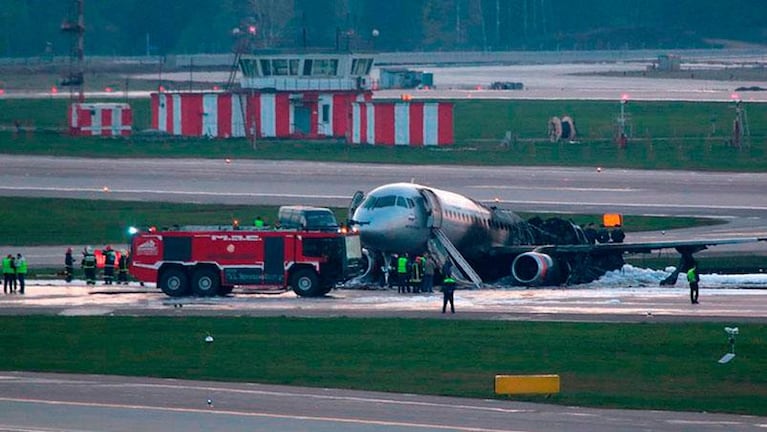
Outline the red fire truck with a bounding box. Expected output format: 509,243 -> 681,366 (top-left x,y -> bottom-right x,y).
129,225 -> 363,297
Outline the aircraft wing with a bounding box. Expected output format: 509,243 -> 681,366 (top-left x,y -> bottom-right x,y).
493,237 -> 767,255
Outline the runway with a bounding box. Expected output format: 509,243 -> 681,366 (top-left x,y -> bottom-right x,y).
0,372 -> 764,432
2,155 -> 766,266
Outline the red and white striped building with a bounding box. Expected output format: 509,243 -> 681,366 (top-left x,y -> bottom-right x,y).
151,91 -> 370,139
69,103 -> 132,136
149,52 -> 454,146
350,101 -> 453,146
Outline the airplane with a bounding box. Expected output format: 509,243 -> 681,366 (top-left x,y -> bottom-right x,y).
348,182 -> 766,288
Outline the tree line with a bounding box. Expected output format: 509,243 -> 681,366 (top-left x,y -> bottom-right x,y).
2,0 -> 764,57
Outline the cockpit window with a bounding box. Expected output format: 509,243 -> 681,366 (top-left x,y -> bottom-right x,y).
361,196 -> 377,209
406,198 -> 415,208
396,196 -> 408,208
374,195 -> 396,208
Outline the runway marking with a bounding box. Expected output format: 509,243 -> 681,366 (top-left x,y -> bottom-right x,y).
0,397 -> 527,432
2,376 -> 532,415
488,199 -> 767,212
471,185 -> 641,193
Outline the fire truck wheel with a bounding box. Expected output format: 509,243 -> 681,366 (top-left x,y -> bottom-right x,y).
290,268 -> 320,297
159,267 -> 190,297
191,267 -> 220,297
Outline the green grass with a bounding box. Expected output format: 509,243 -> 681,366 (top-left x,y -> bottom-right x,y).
0,197 -> 717,246
2,316 -> 765,415
1,98 -> 766,171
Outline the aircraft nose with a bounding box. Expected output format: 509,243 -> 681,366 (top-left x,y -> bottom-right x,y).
354,208 -> 428,253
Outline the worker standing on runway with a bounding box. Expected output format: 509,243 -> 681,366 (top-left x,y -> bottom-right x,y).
397,254 -> 409,293
15,253 -> 26,294
117,250 -> 130,285
441,275 -> 456,314
103,245 -> 116,285
81,247 -> 97,286
421,252 -> 435,293
2,254 -> 13,294
687,266 -> 700,304
65,248 -> 74,283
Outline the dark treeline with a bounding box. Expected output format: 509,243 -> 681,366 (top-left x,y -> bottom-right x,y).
2,0 -> 765,57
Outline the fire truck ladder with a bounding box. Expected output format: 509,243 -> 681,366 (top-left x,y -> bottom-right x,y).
428,228 -> 483,289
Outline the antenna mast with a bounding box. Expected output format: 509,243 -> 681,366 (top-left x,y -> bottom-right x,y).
61,0 -> 85,102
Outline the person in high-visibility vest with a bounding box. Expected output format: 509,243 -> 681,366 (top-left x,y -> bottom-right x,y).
2,254 -> 13,294
396,254 -> 409,293
15,253 -> 27,294
687,266 -> 700,304
254,216 -> 265,228
441,276 -> 456,314
81,247 -> 97,286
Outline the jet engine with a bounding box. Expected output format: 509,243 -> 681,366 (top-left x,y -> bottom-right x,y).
511,252 -> 560,286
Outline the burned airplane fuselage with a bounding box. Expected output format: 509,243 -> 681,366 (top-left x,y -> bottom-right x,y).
350,182 -> 624,286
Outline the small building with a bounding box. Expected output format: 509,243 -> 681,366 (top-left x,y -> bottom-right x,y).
657,54 -> 681,72
150,51 -> 454,146
69,103 -> 132,136
350,100 -> 453,146
151,90 -> 371,139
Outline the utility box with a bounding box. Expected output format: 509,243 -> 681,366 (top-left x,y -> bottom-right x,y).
69,103 -> 132,136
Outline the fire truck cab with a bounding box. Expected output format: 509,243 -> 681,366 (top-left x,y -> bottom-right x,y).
129,225 -> 363,297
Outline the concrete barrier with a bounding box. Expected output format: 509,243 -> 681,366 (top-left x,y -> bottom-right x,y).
494,374 -> 560,395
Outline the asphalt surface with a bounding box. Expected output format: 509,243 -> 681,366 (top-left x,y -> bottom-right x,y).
1,372 -> 765,432
2,156 -> 767,266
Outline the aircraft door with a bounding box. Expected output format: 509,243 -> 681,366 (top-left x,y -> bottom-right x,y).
348,191 -> 365,221
419,189 -> 442,229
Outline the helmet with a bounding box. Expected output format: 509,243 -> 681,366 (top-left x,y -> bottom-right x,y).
121,249 -> 128,255
85,246 -> 94,254
105,245 -> 112,251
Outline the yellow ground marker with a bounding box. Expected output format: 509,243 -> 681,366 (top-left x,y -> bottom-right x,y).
494,374 -> 560,395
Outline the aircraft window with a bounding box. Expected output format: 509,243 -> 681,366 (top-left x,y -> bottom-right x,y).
374,195 -> 396,208
396,196 -> 407,208
406,198 -> 415,208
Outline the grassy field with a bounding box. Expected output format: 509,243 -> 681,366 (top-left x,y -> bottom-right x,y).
0,197 -> 718,246
1,98 -> 766,171
2,316 -> 765,416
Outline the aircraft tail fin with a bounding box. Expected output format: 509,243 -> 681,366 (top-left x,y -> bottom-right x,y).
429,228 -> 483,289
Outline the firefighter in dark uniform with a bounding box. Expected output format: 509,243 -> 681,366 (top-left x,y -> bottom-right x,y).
410,255 -> 423,293
81,247 -> 97,285
117,250 -> 130,285
64,247 -> 74,283
103,245 -> 116,285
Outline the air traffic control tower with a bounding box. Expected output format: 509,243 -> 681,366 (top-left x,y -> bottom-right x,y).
151,50 -> 453,146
